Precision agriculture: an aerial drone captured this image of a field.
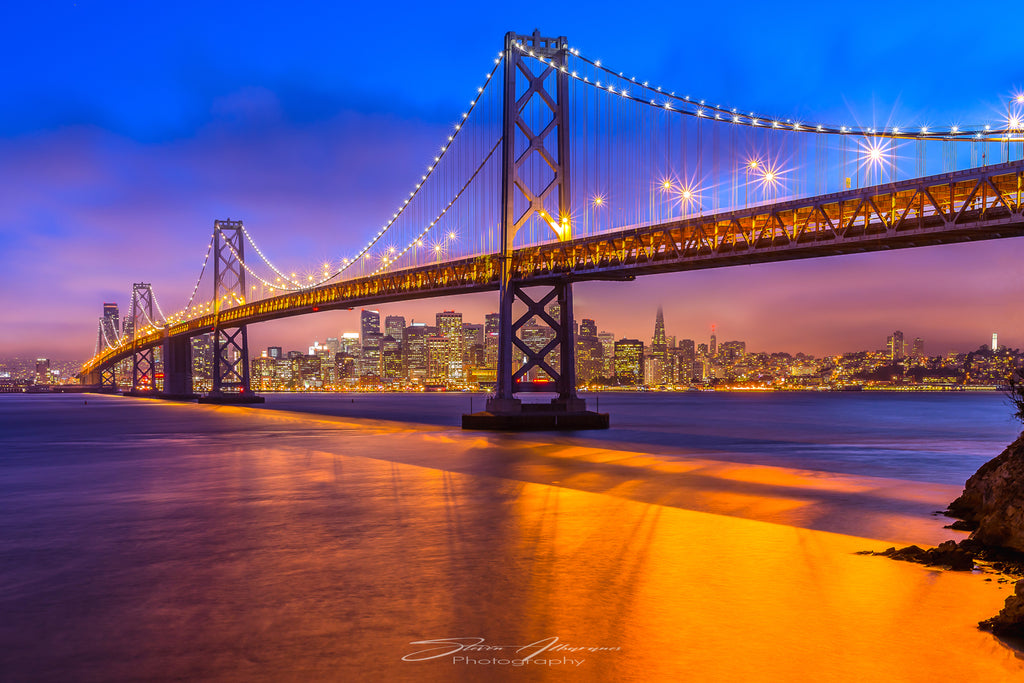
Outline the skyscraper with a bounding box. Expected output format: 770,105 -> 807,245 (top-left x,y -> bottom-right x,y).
579,318 -> 598,339
385,315 -> 406,344
676,339 -> 696,383
436,311 -> 464,380
484,313 -> 500,372
710,324 -> 717,358
651,307 -> 667,360
614,339 -> 644,385
361,332 -> 382,379
403,323 -> 430,382
426,336 -> 449,383
598,332 -> 616,378
360,309 -> 381,342
97,303 -> 120,352
887,331 -> 905,362
912,337 -> 925,358
34,358 -> 50,385
381,336 -> 402,381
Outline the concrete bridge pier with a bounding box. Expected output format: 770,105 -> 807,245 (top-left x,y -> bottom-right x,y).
160,334 -> 198,400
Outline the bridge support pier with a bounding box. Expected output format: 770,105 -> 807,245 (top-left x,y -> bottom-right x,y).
160,334 -> 198,400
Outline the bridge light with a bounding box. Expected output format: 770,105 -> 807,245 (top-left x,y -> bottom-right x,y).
592,195 -> 603,206
662,179 -> 672,190
1017,94 -> 1024,104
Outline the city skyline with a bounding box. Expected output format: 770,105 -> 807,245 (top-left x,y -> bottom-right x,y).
6,297 -> 1014,366
3,3 -> 1023,361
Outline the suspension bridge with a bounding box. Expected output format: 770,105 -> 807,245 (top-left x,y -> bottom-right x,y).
80,29 -> 1024,428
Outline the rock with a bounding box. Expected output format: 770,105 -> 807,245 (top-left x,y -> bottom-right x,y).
948,432 -> 1024,552
980,579 -> 1024,637
877,542 -> 973,570
927,541 -> 974,571
944,519 -> 979,531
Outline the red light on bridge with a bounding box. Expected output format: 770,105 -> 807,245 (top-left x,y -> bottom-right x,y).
312,306 -> 320,312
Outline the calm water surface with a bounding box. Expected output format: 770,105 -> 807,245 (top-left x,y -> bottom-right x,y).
0,392 -> 1021,681
254,390 -> 1022,484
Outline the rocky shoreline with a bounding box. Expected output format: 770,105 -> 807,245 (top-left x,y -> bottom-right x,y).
867,432 -> 1024,638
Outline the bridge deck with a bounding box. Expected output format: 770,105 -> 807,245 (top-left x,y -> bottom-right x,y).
82,161 -> 1024,375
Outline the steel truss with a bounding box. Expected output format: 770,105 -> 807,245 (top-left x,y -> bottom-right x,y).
211,220 -> 252,394
99,365 -> 117,389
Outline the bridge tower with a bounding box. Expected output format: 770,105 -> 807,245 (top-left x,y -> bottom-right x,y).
206,219 -> 256,399
473,29 -> 606,429
129,282 -> 159,392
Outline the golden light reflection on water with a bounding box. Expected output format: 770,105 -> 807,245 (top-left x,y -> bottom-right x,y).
6,398 -> 1021,682
176,406 -> 1021,681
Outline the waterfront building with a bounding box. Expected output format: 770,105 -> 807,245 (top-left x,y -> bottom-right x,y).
676,339 -> 696,384
34,359 -> 50,385
598,332 -> 616,378
614,339 -> 644,385
381,336 -> 403,382
403,323 -> 430,383
360,332 -> 382,380
484,313 -> 500,373
426,336 -> 449,384
253,355 -> 274,391
576,335 -> 603,384
335,353 -> 357,383
887,331 -> 905,362
436,311 -> 464,380
190,334 -> 214,391
462,323 -> 484,366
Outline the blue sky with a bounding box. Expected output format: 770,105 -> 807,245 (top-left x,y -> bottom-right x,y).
2,1 -> 1022,359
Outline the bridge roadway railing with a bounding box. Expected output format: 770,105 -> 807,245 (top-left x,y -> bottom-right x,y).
81,161 -> 1024,377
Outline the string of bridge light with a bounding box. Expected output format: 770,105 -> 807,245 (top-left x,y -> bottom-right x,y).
171,232 -> 215,324
512,40 -> 1023,139
217,233 -> 304,294
321,53 -> 505,283
371,139 -> 501,276
234,64 -> 503,294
